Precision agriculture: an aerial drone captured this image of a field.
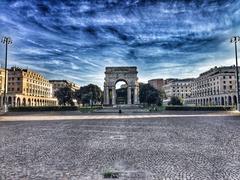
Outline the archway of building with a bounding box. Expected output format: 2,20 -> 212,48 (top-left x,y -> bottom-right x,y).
23,98 -> 26,106
233,95 -> 237,105
8,96 -> 12,106
28,98 -> 31,106
221,97 -> 224,106
228,96 -> 232,106
17,97 -> 21,107
115,80 -> 128,105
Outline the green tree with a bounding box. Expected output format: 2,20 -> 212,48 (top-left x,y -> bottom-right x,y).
54,87 -> 74,106
75,84 -> 103,106
139,83 -> 162,106
168,96 -> 183,105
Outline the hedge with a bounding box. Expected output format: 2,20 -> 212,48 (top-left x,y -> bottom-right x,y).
165,106 -> 235,111
8,106 -> 79,112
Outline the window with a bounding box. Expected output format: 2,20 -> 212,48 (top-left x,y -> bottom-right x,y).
223,76 -> 225,79
230,85 -> 232,89
229,76 -> 232,79
223,85 -> 226,90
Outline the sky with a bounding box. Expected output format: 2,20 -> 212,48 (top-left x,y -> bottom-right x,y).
0,0 -> 239,88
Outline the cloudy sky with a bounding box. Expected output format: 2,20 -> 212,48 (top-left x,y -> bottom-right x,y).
0,0 -> 239,87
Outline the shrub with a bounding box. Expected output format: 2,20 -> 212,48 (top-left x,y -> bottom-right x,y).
103,171 -> 119,179
165,106 -> 234,111
168,96 -> 183,105
8,106 -> 79,112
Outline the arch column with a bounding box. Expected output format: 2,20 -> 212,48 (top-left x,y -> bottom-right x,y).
134,87 -> 139,104
127,86 -> 132,105
112,86 -> 116,105
104,86 -> 109,105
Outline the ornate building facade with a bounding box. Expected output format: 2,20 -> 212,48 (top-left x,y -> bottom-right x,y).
0,67 -> 57,107
49,80 -> 80,94
163,78 -> 194,102
161,66 -> 239,107
185,66 -> 238,106
104,67 -> 139,105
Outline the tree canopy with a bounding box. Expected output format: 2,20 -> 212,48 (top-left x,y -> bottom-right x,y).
168,96 -> 183,105
75,84 -> 103,106
54,87 -> 74,106
139,83 -> 162,106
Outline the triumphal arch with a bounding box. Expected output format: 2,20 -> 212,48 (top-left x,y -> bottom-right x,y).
104,67 -> 139,105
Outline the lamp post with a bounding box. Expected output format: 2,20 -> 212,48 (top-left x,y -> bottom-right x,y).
1,37 -> 12,112
231,36 -> 240,111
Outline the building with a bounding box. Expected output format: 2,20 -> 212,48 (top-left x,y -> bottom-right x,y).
148,79 -> 165,91
163,78 -> 194,103
0,68 -> 8,105
49,80 -> 80,95
1,67 -> 57,107
185,66 -> 238,106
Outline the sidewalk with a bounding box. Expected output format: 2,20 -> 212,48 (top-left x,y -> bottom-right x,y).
0,110 -> 239,122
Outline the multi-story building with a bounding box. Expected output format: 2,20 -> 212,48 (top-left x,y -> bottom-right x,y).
185,66 -> 238,106
148,79 -> 165,91
49,80 -> 80,95
163,78 -> 194,102
2,67 -> 57,107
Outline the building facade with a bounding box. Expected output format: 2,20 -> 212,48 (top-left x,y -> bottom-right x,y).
0,67 -> 57,107
185,66 -> 238,106
49,80 -> 80,94
163,78 -> 194,102
148,79 -> 165,91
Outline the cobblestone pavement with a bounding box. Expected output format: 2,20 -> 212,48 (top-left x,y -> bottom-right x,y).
0,115 -> 240,179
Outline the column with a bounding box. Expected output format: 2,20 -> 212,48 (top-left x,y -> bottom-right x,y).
105,86 -> 109,105
127,87 -> 131,105
112,86 -> 116,105
134,87 -> 139,104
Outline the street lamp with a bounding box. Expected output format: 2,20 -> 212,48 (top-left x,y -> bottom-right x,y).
231,36 -> 240,111
1,36 -> 12,112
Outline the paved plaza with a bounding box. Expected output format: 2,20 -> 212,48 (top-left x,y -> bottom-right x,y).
0,113 -> 240,179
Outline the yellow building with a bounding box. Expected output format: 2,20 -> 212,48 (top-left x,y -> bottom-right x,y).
0,68 -> 8,106
3,67 -> 57,107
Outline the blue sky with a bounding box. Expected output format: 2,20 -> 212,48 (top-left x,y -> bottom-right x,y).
0,0 -> 239,87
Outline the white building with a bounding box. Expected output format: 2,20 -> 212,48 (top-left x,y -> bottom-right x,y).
185,66 -> 238,106
163,78 -> 194,103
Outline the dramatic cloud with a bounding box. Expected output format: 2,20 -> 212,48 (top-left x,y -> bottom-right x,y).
0,0 -> 239,87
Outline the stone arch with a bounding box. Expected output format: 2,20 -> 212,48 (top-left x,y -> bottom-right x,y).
233,95 -> 237,105
228,96 -> 232,106
104,67 -> 139,106
17,97 -> 21,107
221,97 -> 224,106
23,98 -> 26,106
214,97 -> 217,105
8,96 -> 12,106
115,79 -> 128,105
28,98 -> 31,106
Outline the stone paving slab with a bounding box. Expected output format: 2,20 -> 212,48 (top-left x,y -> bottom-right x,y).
0,115 -> 240,179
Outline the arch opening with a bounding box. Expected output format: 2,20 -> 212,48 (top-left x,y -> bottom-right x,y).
115,80 -> 128,105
